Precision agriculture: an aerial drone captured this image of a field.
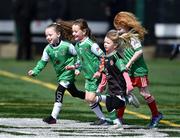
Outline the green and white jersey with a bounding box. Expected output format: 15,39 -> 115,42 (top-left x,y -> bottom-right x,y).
75,37 -> 104,79
32,40 -> 76,82
123,37 -> 148,77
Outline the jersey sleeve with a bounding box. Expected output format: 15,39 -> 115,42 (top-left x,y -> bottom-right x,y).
130,37 -> 142,52
68,44 -> 77,56
91,43 -> 104,57
41,46 -> 49,61
115,58 -> 126,72
32,47 -> 48,76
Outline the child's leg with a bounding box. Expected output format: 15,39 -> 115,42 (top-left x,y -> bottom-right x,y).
86,92 -> 106,121
43,84 -> 66,124
106,96 -> 125,129
51,84 -> 65,119
139,87 -> 163,128
117,106 -> 126,121
139,87 -> 159,117
67,83 -> 85,99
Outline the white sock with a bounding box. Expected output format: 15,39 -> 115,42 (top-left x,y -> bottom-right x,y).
90,102 -> 105,120
51,102 -> 62,119
96,95 -> 106,103
113,118 -> 121,125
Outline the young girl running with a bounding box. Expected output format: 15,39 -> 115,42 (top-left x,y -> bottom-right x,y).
66,18 -> 107,125
113,11 -> 163,128
102,29 -> 135,129
28,21 -> 85,124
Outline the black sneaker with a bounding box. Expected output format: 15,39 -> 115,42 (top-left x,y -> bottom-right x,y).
148,113 -> 163,129
43,116 -> 56,124
90,118 -> 108,125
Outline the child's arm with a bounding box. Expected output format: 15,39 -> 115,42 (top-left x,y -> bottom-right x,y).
28,48 -> 48,76
28,60 -> 48,76
122,71 -> 133,94
126,49 -> 142,70
93,56 -> 105,78
68,43 -> 77,56
115,58 -> 133,94
91,43 -> 105,78
126,37 -> 143,70
91,43 -> 104,57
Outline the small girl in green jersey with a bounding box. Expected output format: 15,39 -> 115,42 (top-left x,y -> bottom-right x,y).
66,18 -> 108,125
114,11 -> 163,128
28,21 -> 86,124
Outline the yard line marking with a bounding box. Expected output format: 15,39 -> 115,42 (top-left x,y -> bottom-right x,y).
0,69 -> 180,128
0,70 -> 56,90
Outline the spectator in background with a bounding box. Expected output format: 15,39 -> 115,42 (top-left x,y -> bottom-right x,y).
12,0 -> 36,60
170,44 -> 180,60
49,0 -> 67,22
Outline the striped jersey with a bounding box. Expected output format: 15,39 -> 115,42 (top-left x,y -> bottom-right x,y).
105,51 -> 126,96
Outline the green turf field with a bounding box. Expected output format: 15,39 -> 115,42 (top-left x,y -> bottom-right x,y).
0,58 -> 180,131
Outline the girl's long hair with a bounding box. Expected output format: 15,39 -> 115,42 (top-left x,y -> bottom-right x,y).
113,11 -> 147,41
46,20 -> 74,42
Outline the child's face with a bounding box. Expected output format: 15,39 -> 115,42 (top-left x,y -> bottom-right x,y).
45,27 -> 60,45
104,36 -> 117,54
72,24 -> 85,41
115,25 -> 129,34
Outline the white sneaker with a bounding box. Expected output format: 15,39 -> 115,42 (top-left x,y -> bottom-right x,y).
126,93 -> 140,108
109,123 -> 123,130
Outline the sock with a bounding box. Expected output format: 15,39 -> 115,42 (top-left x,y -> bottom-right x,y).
117,106 -> 126,119
90,102 -> 105,120
95,95 -> 106,103
145,96 -> 159,117
51,102 -> 62,119
109,109 -> 121,125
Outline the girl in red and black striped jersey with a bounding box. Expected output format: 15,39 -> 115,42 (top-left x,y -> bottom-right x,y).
113,11 -> 163,128
94,29 -> 137,130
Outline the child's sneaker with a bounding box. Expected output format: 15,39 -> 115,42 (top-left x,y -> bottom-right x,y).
43,116 -> 56,124
148,113 -> 163,129
109,123 -> 123,130
90,118 -> 108,125
126,93 -> 140,108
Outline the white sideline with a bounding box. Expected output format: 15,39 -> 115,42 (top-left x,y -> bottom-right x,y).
0,118 -> 178,138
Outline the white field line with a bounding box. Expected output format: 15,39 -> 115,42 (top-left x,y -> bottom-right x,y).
1,118 -> 180,138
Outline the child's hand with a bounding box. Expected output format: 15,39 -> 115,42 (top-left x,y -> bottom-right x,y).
28,70 -> 34,76
126,63 -> 131,71
93,71 -> 101,78
65,65 -> 75,70
126,84 -> 134,95
75,69 -> 80,76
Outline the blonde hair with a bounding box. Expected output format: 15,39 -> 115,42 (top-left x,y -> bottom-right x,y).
46,20 -> 74,41
105,29 -> 131,49
113,11 -> 147,40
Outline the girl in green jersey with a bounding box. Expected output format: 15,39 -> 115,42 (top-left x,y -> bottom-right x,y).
114,11 -> 163,128
28,21 -> 86,124
66,19 -> 108,125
